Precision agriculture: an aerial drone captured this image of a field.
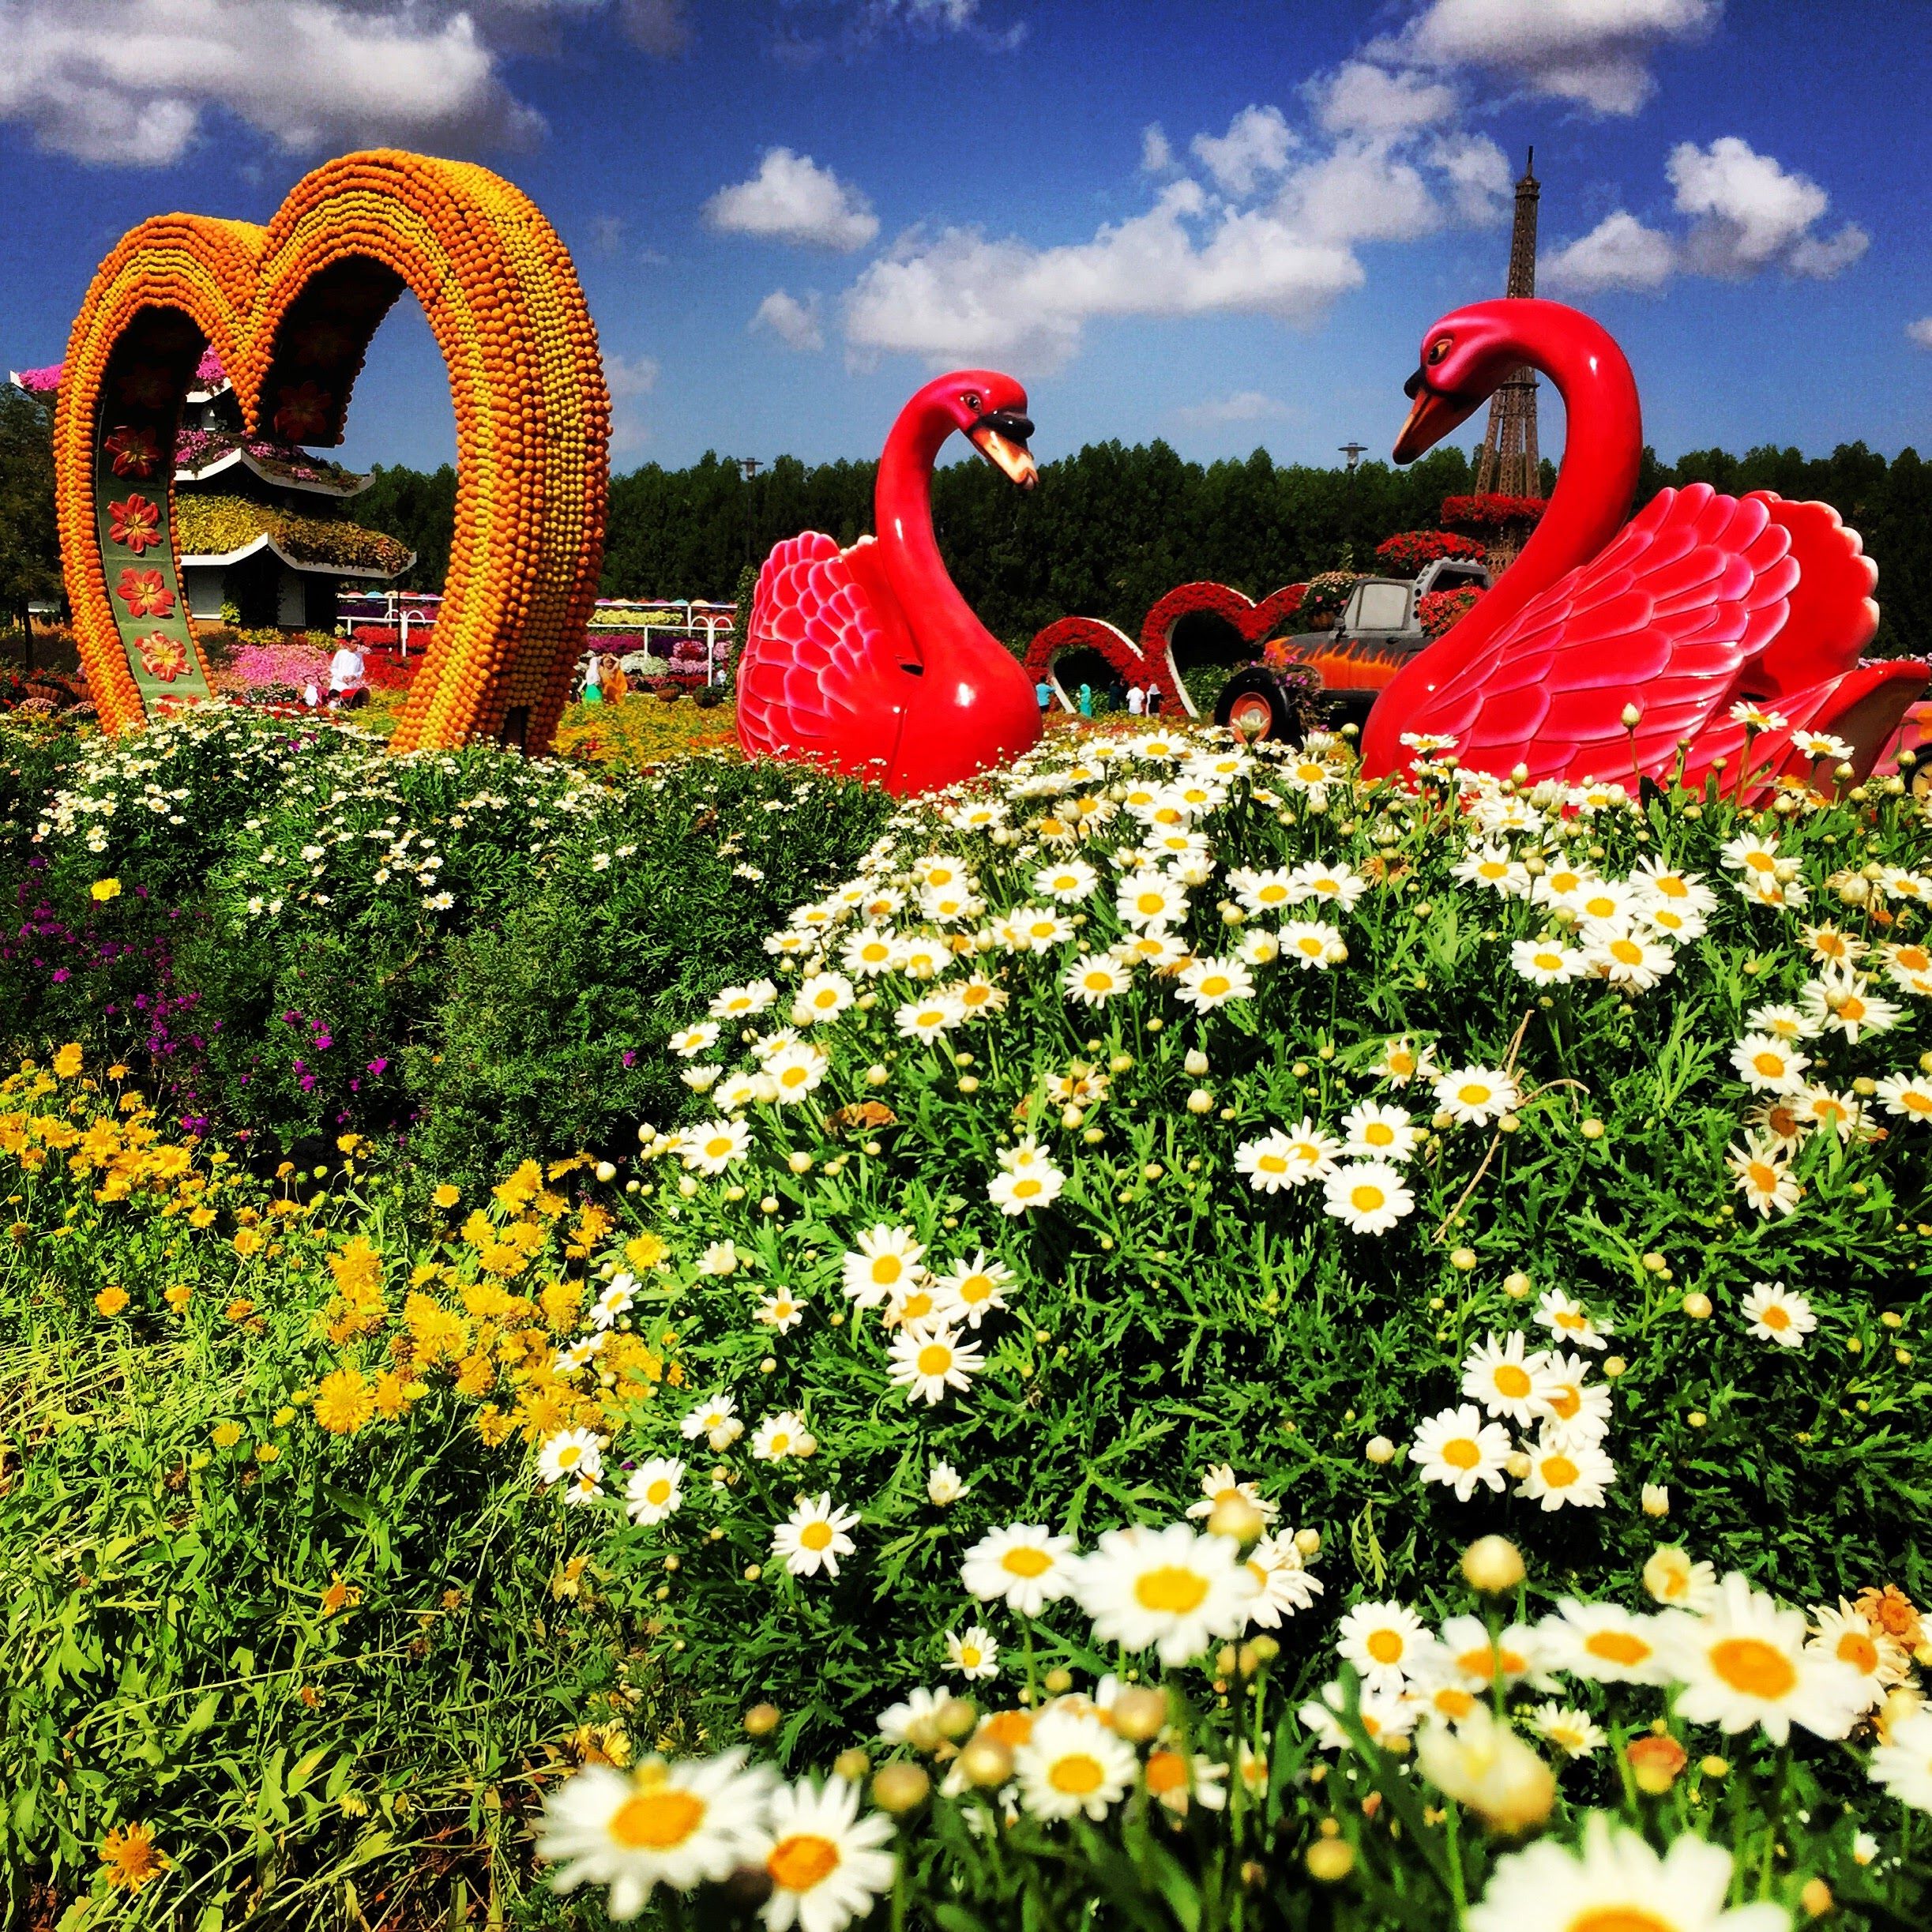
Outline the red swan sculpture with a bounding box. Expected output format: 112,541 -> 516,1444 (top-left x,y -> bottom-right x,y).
1361,299 -> 1929,795
737,370 -> 1043,795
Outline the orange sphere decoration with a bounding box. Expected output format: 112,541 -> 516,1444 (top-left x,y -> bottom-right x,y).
55,149 -> 611,751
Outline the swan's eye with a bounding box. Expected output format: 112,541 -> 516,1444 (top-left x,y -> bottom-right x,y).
1426,337 -> 1452,366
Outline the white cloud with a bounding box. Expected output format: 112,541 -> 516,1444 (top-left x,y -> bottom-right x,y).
1909,318 -> 1932,351
604,350 -> 660,454
1190,104 -> 1297,197
1426,131 -> 1513,225
0,0 -> 702,167
1175,390 -> 1291,427
1540,209 -> 1678,291
1379,0 -> 1720,116
1310,61 -> 1457,138
1543,137 -> 1868,295
705,148 -> 880,251
1141,122 -> 1173,173
751,288 -> 825,352
1667,136 -> 1867,280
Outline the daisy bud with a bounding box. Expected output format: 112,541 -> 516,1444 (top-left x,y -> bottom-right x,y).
594,1161 -> 616,1183
1186,1088 -> 1214,1114
743,1702 -> 781,1737
678,1176 -> 699,1197
1626,1734 -> 1687,1795
1184,1048 -> 1209,1076
833,1747 -> 872,1784
626,1179 -> 640,1194
959,1076 -> 980,1093
1364,1435 -> 1396,1465
1509,764 -> 1530,784
1641,1484 -> 1671,1517
1110,1053 -> 1134,1073
787,1151 -> 813,1174
1449,1247 -> 1477,1272
872,1762 -> 930,1814
1581,1118 -> 1605,1140
1460,1535 -> 1525,1594
1681,1292 -> 1712,1320
1306,1838 -> 1355,1883
1503,1272 -> 1531,1299
1208,1495 -> 1266,1543
1700,1757 -> 1729,1779
1603,1355 -> 1627,1378
1249,1634 -> 1280,1666
936,1697 -> 979,1741
1505,1450 -> 1532,1479
1043,1667 -> 1073,1696
959,1735 -> 1015,1787
906,1713 -> 942,1753
1103,1686 -> 1166,1742
865,1064 -> 889,1088
1686,1411 -> 1707,1429
1800,1879 -> 1832,1919
1084,1126 -> 1106,1145
1295,1528 -> 1321,1557
742,1564 -> 761,1581
1620,703 -> 1641,729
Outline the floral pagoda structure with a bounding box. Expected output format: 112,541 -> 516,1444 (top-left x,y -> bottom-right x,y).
14,350 -> 412,631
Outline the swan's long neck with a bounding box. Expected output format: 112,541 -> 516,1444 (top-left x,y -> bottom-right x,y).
875,402 -> 992,667
1431,303 -> 1643,655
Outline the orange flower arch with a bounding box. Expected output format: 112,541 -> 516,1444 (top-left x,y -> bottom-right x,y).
55,150 -> 610,751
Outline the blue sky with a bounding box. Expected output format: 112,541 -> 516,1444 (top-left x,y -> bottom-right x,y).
3,0 -> 1930,478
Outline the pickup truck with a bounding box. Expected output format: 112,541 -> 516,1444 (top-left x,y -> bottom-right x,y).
1215,556 -> 1490,741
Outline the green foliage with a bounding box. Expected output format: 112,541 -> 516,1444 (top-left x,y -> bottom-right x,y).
354,462 -> 458,593
0,709 -> 892,1184
0,382 -> 61,637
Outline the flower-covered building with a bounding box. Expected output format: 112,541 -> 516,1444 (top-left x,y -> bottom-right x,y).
13,351 -> 412,631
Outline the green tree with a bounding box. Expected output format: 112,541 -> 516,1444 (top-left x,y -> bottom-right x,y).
0,384 -> 61,657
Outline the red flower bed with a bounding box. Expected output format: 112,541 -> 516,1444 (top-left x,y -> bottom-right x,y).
1418,585 -> 1484,637
1373,530 -> 1487,577
1440,494 -> 1547,535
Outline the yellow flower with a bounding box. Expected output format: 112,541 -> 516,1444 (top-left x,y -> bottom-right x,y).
91,878 -> 122,903
95,1284 -> 130,1317
475,1404 -> 517,1447
539,1279 -> 584,1332
432,1182 -> 461,1209
372,1370 -> 415,1419
255,1442 -> 280,1463
99,1821 -> 166,1892
314,1367 -> 376,1436
53,1043 -> 85,1079
107,1062 -> 129,1080
211,1420 -> 242,1448
271,1405 -> 296,1427
625,1231 -> 669,1272
319,1571 -> 363,1618
494,1159 -> 544,1211
224,1297 -> 255,1323
232,1227 -> 264,1258
163,1282 -> 191,1314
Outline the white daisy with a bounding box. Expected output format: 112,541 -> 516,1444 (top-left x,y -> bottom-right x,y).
1517,1430 -> 1614,1512
1063,953 -> 1131,1005
756,1289 -> 807,1332
668,1021 -> 720,1058
539,1427 -> 603,1488
710,979 -> 778,1019
625,1457 -> 686,1525
945,1625 -> 1001,1682
766,1043 -> 830,1101
840,1226 -> 926,1309
1461,1332 -> 1558,1426
1738,1280 -> 1816,1349
751,1411 -> 817,1461
757,1774 -> 896,1932
1665,1572 -> 1867,1743
1013,1706 -> 1138,1822
1175,955 -> 1254,1010
1278,918 -> 1348,969
1538,1599 -> 1672,1685
1433,1066 -> 1520,1126
1870,1708 -> 1932,1815
930,1250 -> 1017,1329
1339,1100 -> 1420,1163
887,1322 -> 985,1406
678,1118 -> 750,1175
771,1494 -> 859,1581
1073,1521 -> 1258,1666
961,1524 -> 1077,1616
537,1751 -> 775,1919
1335,1599 -> 1435,1693
1185,1463 -> 1280,1523
1115,871 -> 1189,931
1511,937 -> 1584,985
794,972 -> 855,1025
1242,1532 -> 1324,1626
1322,1160 -> 1415,1235
1534,1287 -> 1613,1351
1411,1404 -> 1513,1500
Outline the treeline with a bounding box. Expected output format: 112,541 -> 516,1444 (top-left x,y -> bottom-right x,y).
358,439 -> 1932,661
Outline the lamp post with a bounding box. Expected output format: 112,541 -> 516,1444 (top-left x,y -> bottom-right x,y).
1338,442 -> 1368,473
739,456 -> 761,568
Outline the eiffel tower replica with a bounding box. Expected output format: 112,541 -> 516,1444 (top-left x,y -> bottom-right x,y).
1475,148 -> 1541,498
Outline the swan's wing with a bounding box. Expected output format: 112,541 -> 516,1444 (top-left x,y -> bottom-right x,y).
736,532 -> 906,775
1745,494 -> 1880,691
1397,483 -> 1797,783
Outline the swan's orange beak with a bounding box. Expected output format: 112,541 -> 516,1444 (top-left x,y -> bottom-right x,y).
1393,367 -> 1481,464
968,412 -> 1038,490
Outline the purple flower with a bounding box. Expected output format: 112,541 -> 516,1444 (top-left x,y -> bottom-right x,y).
366,1057 -> 389,1076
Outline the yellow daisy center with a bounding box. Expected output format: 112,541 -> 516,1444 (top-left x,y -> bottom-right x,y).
800,1520 -> 833,1551
1708,1636 -> 1796,1701
1442,1438 -> 1481,1470
1002,1547 -> 1052,1578
1134,1566 -> 1210,1614
1493,1364 -> 1532,1400
1365,1629 -> 1404,1665
769,1833 -> 840,1891
611,1787 -> 705,1850
1587,1630 -> 1652,1668
916,1344 -> 953,1376
1048,1753 -> 1105,1796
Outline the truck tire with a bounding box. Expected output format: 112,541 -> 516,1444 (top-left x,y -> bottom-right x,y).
1213,666 -> 1302,742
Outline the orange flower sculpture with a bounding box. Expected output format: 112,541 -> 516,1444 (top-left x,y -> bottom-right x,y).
55,149 -> 611,750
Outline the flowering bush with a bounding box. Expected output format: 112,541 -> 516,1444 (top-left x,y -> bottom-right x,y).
171,491 -> 412,575
1419,584 -> 1486,637
1374,531 -> 1488,577
1441,494 -> 1548,536
1298,570 -> 1364,626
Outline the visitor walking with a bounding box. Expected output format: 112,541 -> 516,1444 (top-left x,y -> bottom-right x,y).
1035,675 -> 1054,712
1126,683 -> 1145,716
603,654 -> 629,703
1077,682 -> 1094,718
581,651 -> 604,705
1145,684 -> 1162,716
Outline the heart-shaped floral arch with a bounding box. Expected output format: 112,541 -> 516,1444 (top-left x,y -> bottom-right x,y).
55,149 -> 610,751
